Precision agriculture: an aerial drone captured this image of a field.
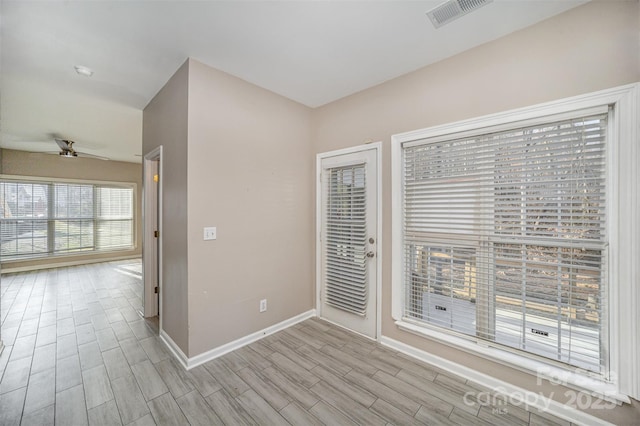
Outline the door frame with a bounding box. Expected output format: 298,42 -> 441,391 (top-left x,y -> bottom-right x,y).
0,262 -> 3,356
315,142 -> 382,341
143,146 -> 163,327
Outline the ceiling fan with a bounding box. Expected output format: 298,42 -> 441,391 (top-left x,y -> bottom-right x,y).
54,138 -> 109,161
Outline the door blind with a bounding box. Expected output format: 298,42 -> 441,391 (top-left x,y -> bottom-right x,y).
402,111 -> 609,374
325,164 -> 368,315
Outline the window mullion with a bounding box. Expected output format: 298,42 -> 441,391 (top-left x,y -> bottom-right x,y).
477,143 -> 495,341
94,186 -> 99,250
476,238 -> 494,340
47,183 -> 55,254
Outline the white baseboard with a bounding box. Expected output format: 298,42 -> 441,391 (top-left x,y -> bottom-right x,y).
160,309 -> 316,371
159,330 -> 190,370
380,336 -> 614,426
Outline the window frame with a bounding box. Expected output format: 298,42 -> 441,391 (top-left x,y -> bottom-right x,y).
391,83 -> 639,402
402,110 -> 610,374
0,174 -> 137,261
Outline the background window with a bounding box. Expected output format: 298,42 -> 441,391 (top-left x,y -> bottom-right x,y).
0,179 -> 134,259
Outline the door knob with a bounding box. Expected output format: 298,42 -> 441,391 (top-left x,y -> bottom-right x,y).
366,251 -> 375,258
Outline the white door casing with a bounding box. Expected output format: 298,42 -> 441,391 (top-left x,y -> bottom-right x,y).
317,143 -> 380,339
143,146 -> 162,322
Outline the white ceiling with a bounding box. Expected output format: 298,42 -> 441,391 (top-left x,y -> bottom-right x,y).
1,0 -> 587,163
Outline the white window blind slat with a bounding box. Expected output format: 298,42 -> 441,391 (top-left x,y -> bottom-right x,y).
326,265 -> 367,280
402,113 -> 608,375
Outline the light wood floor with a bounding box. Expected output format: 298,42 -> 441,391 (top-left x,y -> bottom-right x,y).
0,260 -> 572,425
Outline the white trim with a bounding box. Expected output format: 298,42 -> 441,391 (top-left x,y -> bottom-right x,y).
316,143 -> 380,159
634,85 -> 640,400
401,105 -> 610,149
391,83 -> 640,400
160,309 -> 316,370
395,319 -> 629,404
159,329 -> 189,370
380,336 -> 616,426
0,254 -> 140,274
316,142 -> 382,341
143,146 -> 163,324
613,82 -> 640,399
375,142 -> 383,343
391,133 -> 403,322
0,173 -> 137,187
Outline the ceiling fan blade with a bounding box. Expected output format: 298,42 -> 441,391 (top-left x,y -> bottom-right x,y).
77,151 -> 109,161
28,151 -> 61,155
54,138 -> 71,151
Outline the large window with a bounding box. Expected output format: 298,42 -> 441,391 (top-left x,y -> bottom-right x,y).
391,84 -> 640,400
402,111 -> 608,374
0,179 -> 135,259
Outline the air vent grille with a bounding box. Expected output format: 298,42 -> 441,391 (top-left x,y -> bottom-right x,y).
427,0 -> 492,28
432,2 -> 460,25
458,0 -> 488,12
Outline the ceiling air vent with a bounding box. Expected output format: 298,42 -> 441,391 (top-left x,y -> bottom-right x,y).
427,0 -> 492,29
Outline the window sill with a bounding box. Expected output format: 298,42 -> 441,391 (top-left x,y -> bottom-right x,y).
395,319 -> 630,404
1,247 -> 137,263
0,250 -> 139,273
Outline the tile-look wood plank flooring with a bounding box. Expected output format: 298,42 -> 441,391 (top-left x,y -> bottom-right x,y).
0,261 -> 572,425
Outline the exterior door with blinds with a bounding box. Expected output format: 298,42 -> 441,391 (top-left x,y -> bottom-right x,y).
319,148 -> 378,339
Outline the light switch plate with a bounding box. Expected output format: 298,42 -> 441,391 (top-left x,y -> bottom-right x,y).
204,227 -> 217,240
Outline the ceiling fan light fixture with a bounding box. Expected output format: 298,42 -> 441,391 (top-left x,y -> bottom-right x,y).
59,150 -> 77,158
74,65 -> 94,77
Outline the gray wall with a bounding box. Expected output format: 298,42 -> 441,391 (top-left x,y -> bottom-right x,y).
185,60 -> 313,356
142,59 -> 314,357
142,60 -> 190,353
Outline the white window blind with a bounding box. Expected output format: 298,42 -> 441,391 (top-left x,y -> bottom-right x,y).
0,182 -> 49,256
402,111 -> 608,375
0,179 -> 134,259
97,187 -> 134,250
54,184 -> 95,252
325,165 -> 368,315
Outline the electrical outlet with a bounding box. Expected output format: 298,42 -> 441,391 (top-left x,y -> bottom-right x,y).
259,299 -> 267,313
